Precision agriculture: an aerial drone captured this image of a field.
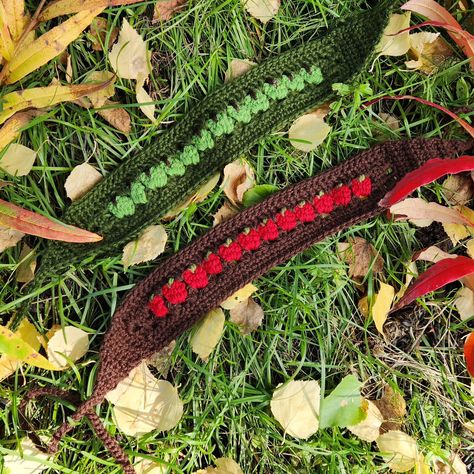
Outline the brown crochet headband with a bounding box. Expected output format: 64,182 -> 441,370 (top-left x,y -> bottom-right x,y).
20,138 -> 472,473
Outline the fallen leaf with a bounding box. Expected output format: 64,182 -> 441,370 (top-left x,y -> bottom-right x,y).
213,202 -> 238,226
443,206 -> 474,244
467,239 -> 474,259
146,340 -> 176,378
85,71 -> 116,108
2,0 -> 27,43
372,282 -> 395,336
376,12 -> 412,58
288,113 -> 331,152
407,32 -> 452,74
0,225 -> 24,252
347,399 -> 384,442
243,0 -> 280,24
390,198 -> 473,227
16,243 -> 36,284
153,0 -> 187,22
229,297 -> 264,334
135,459 -> 169,474
442,175 -> 473,206
107,362 -> 183,436
225,58 -> 256,82
358,295 -> 370,318
372,385 -> 407,433
122,224 -> 168,268
464,331 -> 474,377
221,160 -> 255,206
97,100 -> 131,134
136,82 -> 156,122
64,162 -> 103,201
0,111 -> 38,151
2,438 -> 49,474
432,452 -> 467,474
337,237 -> 384,282
3,8 -> 104,84
378,112 -> 400,131
415,454 -> 432,474
270,380 -> 320,439
395,261 -> 418,301
220,283 -> 257,310
454,287 -> 474,321
414,246 -> 456,263
0,143 -> 36,176
89,16 -> 118,51
193,458 -> 244,474
376,430 -> 419,472
109,19 -> 150,81
190,308 -> 225,361
242,184 -> 278,208
46,326 -> 89,369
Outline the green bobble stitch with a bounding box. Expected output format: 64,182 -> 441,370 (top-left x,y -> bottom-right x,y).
167,158 -> 186,176
236,103 -> 253,123
273,80 -> 289,100
148,164 -> 168,189
307,67 -> 323,84
131,182 -> 148,204
263,82 -> 279,100
194,130 -> 214,151
111,195 -> 135,218
206,119 -> 221,137
255,91 -> 270,111
226,105 -> 240,121
181,145 -> 200,165
288,74 -> 305,92
216,112 -> 235,134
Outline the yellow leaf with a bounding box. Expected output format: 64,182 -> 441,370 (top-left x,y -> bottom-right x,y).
0,2 -> 14,61
0,143 -> 36,176
3,8 -> 104,84
443,206 -> 474,244
15,243 -> 36,284
3,0 -> 26,42
288,113 -> 331,152
243,0 -> 281,24
347,399 -> 384,442
64,162 -> 103,201
376,12 -> 411,58
0,82 -> 112,125
193,458 -> 244,474
220,283 -> 257,310
136,82 -> 156,122
85,70 -> 116,108
2,438 -> 49,474
46,326 -> 90,370
414,454 -> 432,474
454,287 -> 474,321
122,224 -> 168,268
371,282 -> 395,336
136,458 -> 170,474
376,430 -> 419,472
190,308 -> 225,361
467,239 -> 474,259
0,111 -> 38,150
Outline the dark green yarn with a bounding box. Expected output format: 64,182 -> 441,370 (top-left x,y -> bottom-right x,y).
39,3 -> 391,277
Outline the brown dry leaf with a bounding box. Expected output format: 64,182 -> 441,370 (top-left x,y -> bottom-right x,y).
190,308 -> 225,361
221,160 -> 255,206
0,111 -> 38,151
358,296 -> 370,318
229,297 -> 264,334
454,287 -> 474,321
193,458 -> 244,474
153,0 -> 187,22
46,326 -> 90,370
288,113 -> 331,152
89,17 -> 118,51
213,202 -> 238,226
443,206 -> 474,244
97,100 -> 131,134
220,283 -> 258,310
225,59 -> 256,82
372,282 -> 395,337
122,224 -> 168,268
85,71 -> 116,108
372,385 -> 406,433
146,340 -> 176,378
2,438 -> 49,474
376,430 -> 419,472
270,380 -> 320,439
379,112 -> 400,131
0,143 -> 36,176
415,246 -> 456,264
347,399 -> 384,442
243,0 -> 280,24
106,362 -> 183,436
406,32 -> 453,74
16,244 -> 36,284
337,237 -> 384,282
390,198 -> 472,227
0,225 -> 24,252
442,175 -> 473,206
376,12 -> 411,58
64,162 -> 103,201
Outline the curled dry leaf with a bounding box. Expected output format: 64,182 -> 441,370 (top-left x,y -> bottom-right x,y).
220,283 -> 257,310
190,308 -> 225,361
229,297 -> 264,334
406,32 -> 452,74
2,438 -> 49,474
46,326 -> 90,369
442,175 -> 473,207
288,113 -> 331,152
193,458 -> 244,474
372,385 -> 406,433
372,282 -> 395,337
225,59 -> 256,82
97,100 -> 131,134
106,362 -> 183,436
0,225 -> 24,252
221,160 -> 255,206
213,202 -> 238,226
270,380 -> 320,439
122,224 -> 168,268
347,399 -> 384,442
243,0 -> 280,24
85,71 -> 116,108
89,17 -> 119,51
376,12 -> 411,58
454,287 -> 474,321
153,0 -> 187,22
64,163 -> 103,201
376,430 -> 419,473
16,243 -> 36,284
0,143 -> 36,176
0,110 -> 38,151
443,206 -> 474,244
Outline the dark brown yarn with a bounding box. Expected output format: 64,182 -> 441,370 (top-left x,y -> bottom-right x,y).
23,138 -> 473,472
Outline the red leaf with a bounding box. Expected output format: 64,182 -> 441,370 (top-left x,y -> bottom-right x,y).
464,332 -> 474,378
392,256 -> 474,312
0,198 -> 102,243
364,95 -> 474,138
380,155 -> 474,207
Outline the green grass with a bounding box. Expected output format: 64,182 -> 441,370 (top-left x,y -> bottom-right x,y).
1,0 -> 474,472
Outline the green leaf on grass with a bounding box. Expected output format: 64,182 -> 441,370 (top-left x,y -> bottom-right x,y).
242,184 -> 278,207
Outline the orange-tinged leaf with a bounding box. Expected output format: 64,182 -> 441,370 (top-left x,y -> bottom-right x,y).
0,81 -> 112,125
153,0 -> 187,22
3,8 -> 104,84
0,198 -> 102,243
464,332 -> 474,377
39,0 -> 145,21
0,110 -> 37,150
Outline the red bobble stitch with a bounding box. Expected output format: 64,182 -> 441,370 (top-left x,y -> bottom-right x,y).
332,185 -> 351,206
238,229 -> 261,251
294,202 -> 315,223
218,241 -> 242,262
351,176 -> 372,198
148,295 -> 168,317
203,253 -> 223,274
313,194 -> 334,215
276,209 -> 297,231
162,280 -> 188,305
258,219 -> 279,241
182,265 -> 208,289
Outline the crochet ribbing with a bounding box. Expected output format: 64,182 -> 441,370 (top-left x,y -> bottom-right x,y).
37,3 -> 391,279
20,138 -> 472,474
